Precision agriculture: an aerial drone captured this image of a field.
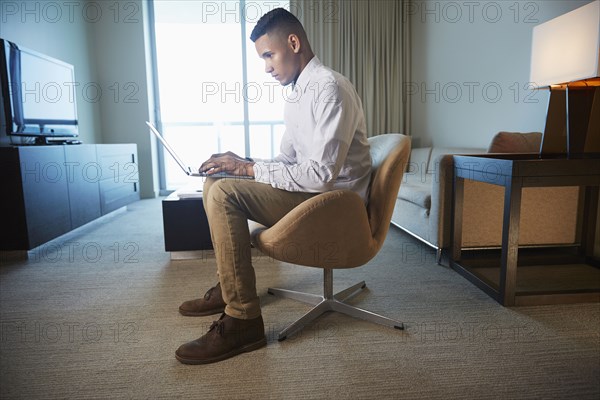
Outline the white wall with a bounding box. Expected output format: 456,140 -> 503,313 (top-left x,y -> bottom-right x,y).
89,0 -> 157,198
409,0 -> 592,148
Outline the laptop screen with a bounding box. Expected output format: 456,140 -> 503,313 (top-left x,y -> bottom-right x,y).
146,121 -> 192,175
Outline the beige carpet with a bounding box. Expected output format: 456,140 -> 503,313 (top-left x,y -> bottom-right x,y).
1,198 -> 599,399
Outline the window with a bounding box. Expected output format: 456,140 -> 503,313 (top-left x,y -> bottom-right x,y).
151,0 -> 289,190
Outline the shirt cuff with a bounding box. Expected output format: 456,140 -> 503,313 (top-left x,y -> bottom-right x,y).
252,162 -> 270,185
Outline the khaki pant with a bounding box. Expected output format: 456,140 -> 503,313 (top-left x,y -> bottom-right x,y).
203,178 -> 316,320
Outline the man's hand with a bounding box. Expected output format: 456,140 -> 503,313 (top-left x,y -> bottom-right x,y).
199,151 -> 255,177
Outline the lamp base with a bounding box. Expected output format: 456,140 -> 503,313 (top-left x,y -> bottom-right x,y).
567,82 -> 600,158
541,80 -> 600,159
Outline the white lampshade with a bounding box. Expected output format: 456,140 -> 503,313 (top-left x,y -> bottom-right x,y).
530,0 -> 600,87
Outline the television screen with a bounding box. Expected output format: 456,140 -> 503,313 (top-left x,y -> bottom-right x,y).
0,39 -> 78,142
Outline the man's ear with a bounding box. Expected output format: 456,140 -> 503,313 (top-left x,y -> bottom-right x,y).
288,34 -> 301,53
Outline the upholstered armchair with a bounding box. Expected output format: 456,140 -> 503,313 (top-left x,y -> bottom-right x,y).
250,134 -> 411,340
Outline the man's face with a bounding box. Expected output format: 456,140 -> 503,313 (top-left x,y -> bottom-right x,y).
254,32 -> 300,86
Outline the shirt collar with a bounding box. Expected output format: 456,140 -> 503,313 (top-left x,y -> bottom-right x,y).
293,56 -> 321,93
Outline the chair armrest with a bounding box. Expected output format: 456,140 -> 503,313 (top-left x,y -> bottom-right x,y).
251,190 -> 376,268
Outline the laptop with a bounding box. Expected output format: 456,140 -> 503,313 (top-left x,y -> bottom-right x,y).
146,121 -> 253,179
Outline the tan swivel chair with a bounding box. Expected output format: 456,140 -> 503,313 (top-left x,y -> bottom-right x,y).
250,134 -> 411,341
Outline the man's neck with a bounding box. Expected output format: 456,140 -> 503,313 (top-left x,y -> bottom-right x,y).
293,53 -> 315,86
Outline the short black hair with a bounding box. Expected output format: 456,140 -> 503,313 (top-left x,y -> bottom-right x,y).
250,8 -> 305,42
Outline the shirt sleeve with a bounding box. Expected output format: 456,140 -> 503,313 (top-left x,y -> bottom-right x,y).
253,80 -> 358,193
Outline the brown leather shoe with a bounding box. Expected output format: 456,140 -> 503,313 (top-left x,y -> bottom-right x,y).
175,313 -> 267,364
179,283 -> 226,317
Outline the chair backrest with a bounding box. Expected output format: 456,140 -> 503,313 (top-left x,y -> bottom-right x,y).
366,134 -> 411,245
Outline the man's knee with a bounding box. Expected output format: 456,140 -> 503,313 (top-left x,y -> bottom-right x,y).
203,178 -> 218,199
204,179 -> 237,206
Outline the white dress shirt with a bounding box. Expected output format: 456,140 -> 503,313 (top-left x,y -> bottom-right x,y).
253,57 -> 372,202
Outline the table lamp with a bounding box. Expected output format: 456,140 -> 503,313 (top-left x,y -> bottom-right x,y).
530,0 -> 600,158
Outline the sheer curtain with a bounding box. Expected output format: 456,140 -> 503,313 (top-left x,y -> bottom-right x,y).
291,0 -> 410,137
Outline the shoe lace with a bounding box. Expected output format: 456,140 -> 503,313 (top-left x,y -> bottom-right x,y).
208,319 -> 225,336
203,285 -> 216,301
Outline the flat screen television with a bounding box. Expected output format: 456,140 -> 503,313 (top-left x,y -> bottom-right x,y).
0,38 -> 79,144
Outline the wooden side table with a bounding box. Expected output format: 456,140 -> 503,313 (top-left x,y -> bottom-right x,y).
450,154 -> 600,306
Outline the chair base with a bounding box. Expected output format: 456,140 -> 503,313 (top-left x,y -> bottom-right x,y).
268,270 -> 404,341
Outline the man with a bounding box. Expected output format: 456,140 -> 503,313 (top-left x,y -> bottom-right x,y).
175,8 -> 371,364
